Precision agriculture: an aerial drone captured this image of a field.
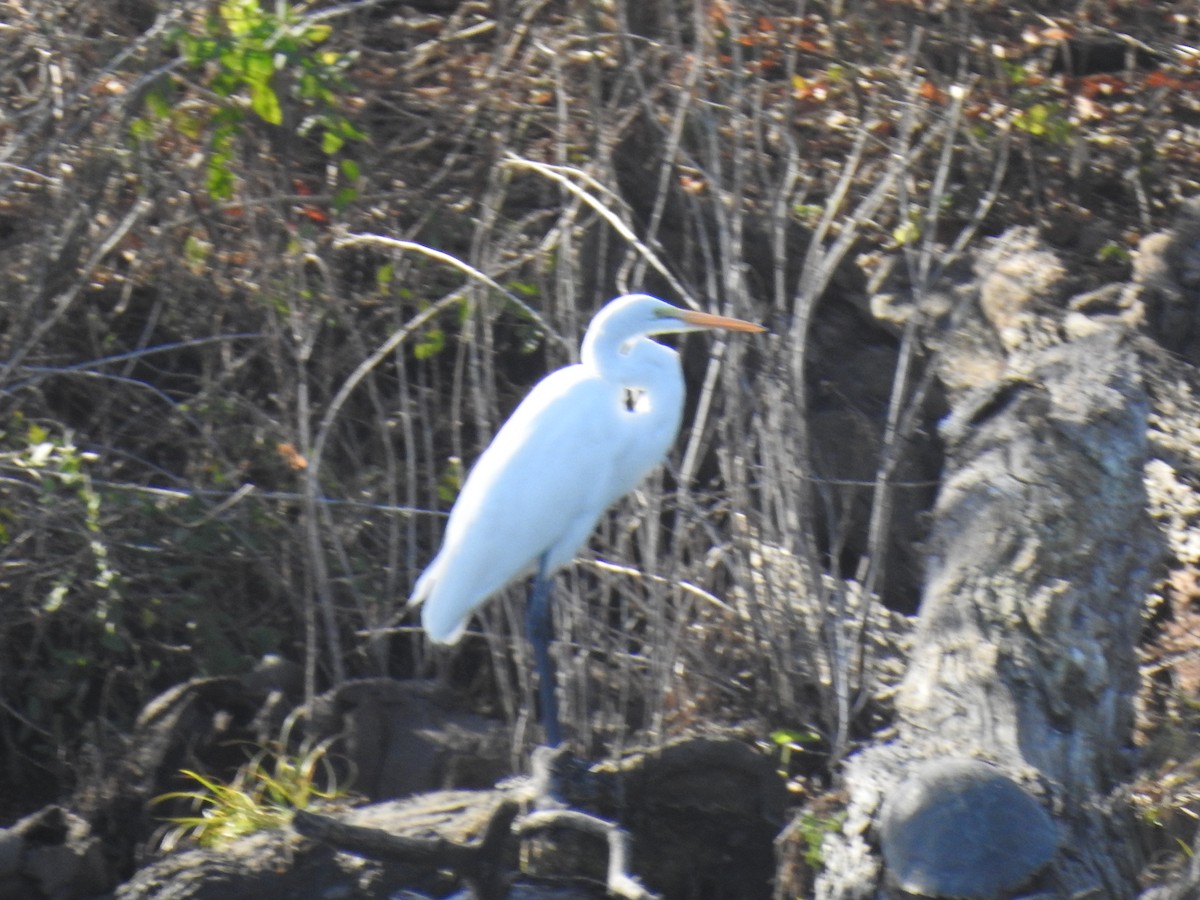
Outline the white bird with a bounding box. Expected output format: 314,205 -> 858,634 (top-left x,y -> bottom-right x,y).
409,293 -> 765,744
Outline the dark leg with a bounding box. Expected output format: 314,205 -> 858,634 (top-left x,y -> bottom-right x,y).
526,555 -> 561,746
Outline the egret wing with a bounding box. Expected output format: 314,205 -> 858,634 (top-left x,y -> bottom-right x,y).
416,366 -> 627,642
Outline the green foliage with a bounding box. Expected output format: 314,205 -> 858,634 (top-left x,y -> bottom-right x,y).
792,203 -> 824,223
411,296 -> 470,360
506,280 -> 540,298
997,58 -> 1075,145
154,717 -> 344,850
6,421 -> 120,628
413,326 -> 445,361
793,809 -> 845,870
375,262 -> 395,290
501,291 -> 549,355
135,0 -> 364,201
436,456 -> 464,506
0,414 -> 295,793
890,212 -> 922,248
0,419 -> 131,759
1097,240 -> 1131,263
1012,101 -> 1073,143
770,727 -> 821,780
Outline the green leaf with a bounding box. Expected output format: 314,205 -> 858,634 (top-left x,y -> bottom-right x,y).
220,0 -> 260,37
437,458 -> 464,504
273,35 -> 300,57
250,82 -> 283,125
208,159 -> 236,200
298,71 -> 321,100
173,109 -> 204,139
178,34 -> 201,64
414,328 -> 445,360
211,70 -> 240,98
321,130 -> 344,154
1027,103 -> 1049,132
338,119 -> 366,142
1097,240 -> 1130,263
1005,62 -> 1029,86
333,186 -> 358,210
891,219 -> 921,246
507,281 -> 540,298
212,110 -> 243,136
219,47 -> 244,77
339,158 -> 360,180
244,49 -> 276,82
184,235 -> 211,266
770,728 -> 819,746
145,88 -> 172,120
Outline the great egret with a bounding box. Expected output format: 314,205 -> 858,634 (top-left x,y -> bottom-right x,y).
409,293 -> 765,745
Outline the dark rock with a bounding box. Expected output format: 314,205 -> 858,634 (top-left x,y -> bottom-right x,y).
305,678 -> 508,800
0,806 -> 110,900
879,757 -> 1058,899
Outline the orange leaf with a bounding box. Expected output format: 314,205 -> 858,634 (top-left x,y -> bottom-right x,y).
1146,71 -> 1181,89
1080,74 -> 1126,96
276,443 -> 308,470
919,80 -> 947,103
300,206 -> 329,224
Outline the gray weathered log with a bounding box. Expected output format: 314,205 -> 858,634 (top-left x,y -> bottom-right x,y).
817,328 -> 1160,898
293,795 -> 518,899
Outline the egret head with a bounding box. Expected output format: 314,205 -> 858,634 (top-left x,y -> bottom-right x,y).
585,294 -> 765,353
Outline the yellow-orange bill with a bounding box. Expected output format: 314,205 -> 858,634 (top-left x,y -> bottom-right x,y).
678,308 -> 767,333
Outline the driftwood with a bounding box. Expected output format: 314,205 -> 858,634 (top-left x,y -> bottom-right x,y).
516,808 -> 656,900
293,794 -> 519,899
112,735 -> 784,899
816,322 -> 1160,897
304,737 -> 783,899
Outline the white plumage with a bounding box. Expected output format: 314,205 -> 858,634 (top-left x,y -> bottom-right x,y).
410,293 -> 764,651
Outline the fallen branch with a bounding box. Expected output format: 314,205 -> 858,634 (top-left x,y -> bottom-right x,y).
517,808 -> 661,900
292,798 -> 518,900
